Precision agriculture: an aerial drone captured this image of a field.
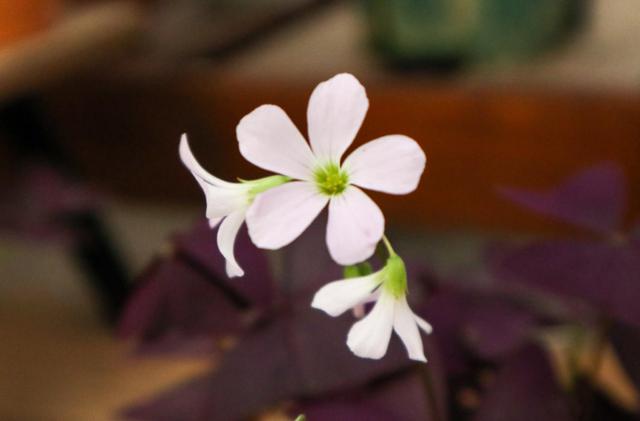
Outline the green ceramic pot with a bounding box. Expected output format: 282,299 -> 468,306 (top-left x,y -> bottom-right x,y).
362,0 -> 588,68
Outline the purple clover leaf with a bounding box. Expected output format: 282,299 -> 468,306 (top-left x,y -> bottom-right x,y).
496,163 -> 640,328
473,345 -> 573,421
498,163 -> 626,235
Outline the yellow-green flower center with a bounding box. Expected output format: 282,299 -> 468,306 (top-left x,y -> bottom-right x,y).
314,163 -> 349,196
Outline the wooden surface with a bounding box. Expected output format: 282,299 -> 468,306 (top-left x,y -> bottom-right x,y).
0,205 -> 210,421
187,77 -> 640,235
0,1 -> 143,104
0,0 -> 60,47
45,74 -> 640,236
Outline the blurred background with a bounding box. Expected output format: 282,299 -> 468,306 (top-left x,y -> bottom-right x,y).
1,0 -> 640,420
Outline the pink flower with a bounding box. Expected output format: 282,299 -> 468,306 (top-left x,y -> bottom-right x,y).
239,73 -> 426,265
179,135 -> 289,277
312,254 -> 432,361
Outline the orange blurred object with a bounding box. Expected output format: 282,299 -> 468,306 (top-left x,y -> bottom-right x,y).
0,1 -> 60,47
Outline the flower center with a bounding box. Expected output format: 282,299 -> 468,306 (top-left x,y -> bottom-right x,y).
314,163 -> 349,196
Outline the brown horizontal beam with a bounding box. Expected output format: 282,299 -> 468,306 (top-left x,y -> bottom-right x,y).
44,73 -> 640,235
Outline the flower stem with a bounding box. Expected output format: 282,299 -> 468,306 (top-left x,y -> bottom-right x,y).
381,234 -> 396,257
420,363 -> 444,421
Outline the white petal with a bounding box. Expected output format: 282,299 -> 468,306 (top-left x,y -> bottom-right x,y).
246,181 -> 328,249
352,290 -> 380,319
208,217 -> 223,229
237,105 -> 316,180
343,135 -> 426,195
311,272 -> 383,317
180,134 -> 247,218
307,73 -> 369,163
326,186 -> 384,265
216,210 -> 246,278
393,295 -> 426,362
200,185 -> 247,219
347,290 -> 395,360
414,314 -> 433,334
352,304 -> 365,319
179,134 -> 239,188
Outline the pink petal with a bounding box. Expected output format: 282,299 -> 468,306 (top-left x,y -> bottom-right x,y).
180,134 -> 239,188
414,314 -> 433,334
216,210 -> 246,278
237,105 -> 316,180
393,295 -> 427,362
326,186 -> 384,265
307,73 -> 369,163
179,135 -> 247,218
343,135 -> 426,195
246,181 -> 328,249
347,290 -> 395,360
311,272 -> 383,317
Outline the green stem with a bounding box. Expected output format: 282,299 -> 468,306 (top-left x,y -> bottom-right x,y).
381,234 -> 396,257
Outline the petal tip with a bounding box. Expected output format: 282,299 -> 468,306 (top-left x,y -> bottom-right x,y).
226,268 -> 245,278
411,354 -> 428,363
310,295 -> 336,317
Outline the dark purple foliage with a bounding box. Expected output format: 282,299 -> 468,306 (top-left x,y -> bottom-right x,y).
123,319 -> 298,421
423,286 -> 540,373
123,162 -> 640,421
121,220 -> 438,420
118,258 -> 246,356
0,164 -> 97,243
497,163 -> 640,327
297,372 -> 433,421
119,222 -> 274,356
123,306 -> 415,420
281,216 -> 344,297
173,220 -> 275,308
474,345 -> 572,421
498,163 -> 625,234
497,240 -> 640,327
463,299 -> 536,359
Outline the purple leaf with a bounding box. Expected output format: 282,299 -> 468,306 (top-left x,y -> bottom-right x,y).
499,163 -> 625,234
301,402 -> 393,421
124,304 -> 416,420
464,301 -> 536,359
289,305 -> 413,395
496,240 -> 640,328
422,286 -> 539,371
282,216 -> 343,298
122,373 -> 217,421
121,218 -> 442,420
173,220 -> 275,308
631,221 -> 640,245
123,319 -> 299,421
118,258 -> 245,355
297,371 -> 434,421
474,345 -> 573,421
0,164 -> 97,243
421,290 -> 472,374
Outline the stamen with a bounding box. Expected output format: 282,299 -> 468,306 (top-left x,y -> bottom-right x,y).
314,163 -> 349,196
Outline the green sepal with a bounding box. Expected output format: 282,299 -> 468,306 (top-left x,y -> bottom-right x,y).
343,261 -> 374,279
245,175 -> 290,201
383,254 -> 407,298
